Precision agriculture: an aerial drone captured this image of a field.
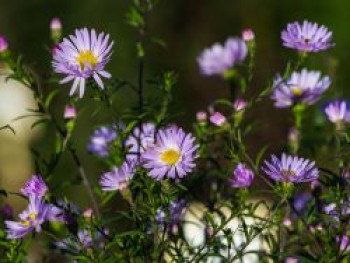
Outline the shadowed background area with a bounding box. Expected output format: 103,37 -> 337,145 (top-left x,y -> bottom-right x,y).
0,0 -> 349,219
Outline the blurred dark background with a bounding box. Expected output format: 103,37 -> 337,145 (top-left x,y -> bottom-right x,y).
0,0 -> 349,209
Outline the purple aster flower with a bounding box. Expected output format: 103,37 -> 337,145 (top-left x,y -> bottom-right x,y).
262,153 -> 319,183
209,112 -> 227,126
5,197 -> 48,239
197,38 -> 247,76
125,123 -> 156,159
324,100 -> 350,123
281,21 -> 334,52
88,125 -> 118,157
229,163 -> 254,188
142,126 -> 199,180
324,199 -> 350,221
271,69 -> 331,108
21,175 -> 48,198
99,160 -> 135,191
0,35 -> 9,53
53,28 -> 113,98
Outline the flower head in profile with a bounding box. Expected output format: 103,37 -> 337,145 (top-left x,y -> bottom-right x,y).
324,100 -> 350,123
88,125 -> 121,157
229,163 -> 254,188
99,160 -> 136,191
209,112 -> 227,126
142,126 -> 199,180
53,28 -> 113,98
125,123 -> 156,160
5,197 -> 48,239
271,69 -> 331,108
281,21 -> 334,52
21,175 -> 48,198
197,38 -> 247,76
262,153 -> 318,183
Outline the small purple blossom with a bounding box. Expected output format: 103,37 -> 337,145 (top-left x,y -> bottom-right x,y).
233,98 -> 247,111
142,126 -> 199,180
242,28 -> 255,42
324,100 -> 350,123
271,69 -> 331,108
0,35 -> 9,52
155,209 -> 166,224
88,125 -> 118,157
338,236 -> 350,252
64,105 -> 77,119
197,38 -> 247,76
125,123 -> 156,160
21,175 -> 48,198
262,153 -> 319,183
285,258 -> 299,263
209,112 -> 227,126
99,160 -> 135,191
168,199 -> 187,225
229,163 -> 254,188
281,21 -> 334,52
5,197 -> 48,239
53,28 -> 113,98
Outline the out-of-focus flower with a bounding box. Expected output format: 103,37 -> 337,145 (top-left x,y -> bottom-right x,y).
55,229 -> 106,254
99,160 -> 135,191
242,28 -> 255,42
0,204 -> 13,220
281,21 -> 334,53
125,123 -> 156,160
285,258 -> 299,263
64,105 -> 77,119
5,197 -> 48,239
310,179 -> 321,189
324,100 -> 350,123
324,199 -> 350,221
88,125 -> 119,157
0,35 -> 9,53
83,208 -> 93,218
142,126 -> 199,180
292,192 -> 312,216
233,98 -> 247,111
169,199 -> 187,225
21,175 -> 48,198
262,153 -> 319,183
155,209 -> 166,224
228,163 -> 254,188
197,38 -> 247,76
196,111 -> 207,122
53,28 -> 113,98
271,69 -> 331,108
209,112 -> 227,126
338,236 -> 350,251
283,217 -> 292,227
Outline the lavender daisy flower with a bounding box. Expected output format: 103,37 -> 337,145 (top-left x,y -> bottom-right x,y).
142,126 -> 199,180
262,153 -> 319,183
88,125 -> 118,157
281,21 -> 334,52
324,100 -> 350,123
271,69 -> 331,108
229,163 -> 254,188
5,197 -> 48,239
21,175 -> 48,198
99,160 -> 135,191
125,122 -> 156,159
53,28 -> 113,98
197,38 -> 247,76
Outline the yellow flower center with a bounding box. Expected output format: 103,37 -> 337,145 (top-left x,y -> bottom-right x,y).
161,149 -> 180,165
281,169 -> 296,179
290,85 -> 302,96
76,51 -> 98,69
22,213 -> 37,227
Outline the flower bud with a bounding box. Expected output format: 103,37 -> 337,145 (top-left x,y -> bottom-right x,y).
64,105 -> 77,119
209,112 -> 226,126
83,208 -> 93,218
0,35 -> 9,53
242,28 -> 255,42
50,17 -> 62,43
233,98 -> 247,112
196,111 -> 207,122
